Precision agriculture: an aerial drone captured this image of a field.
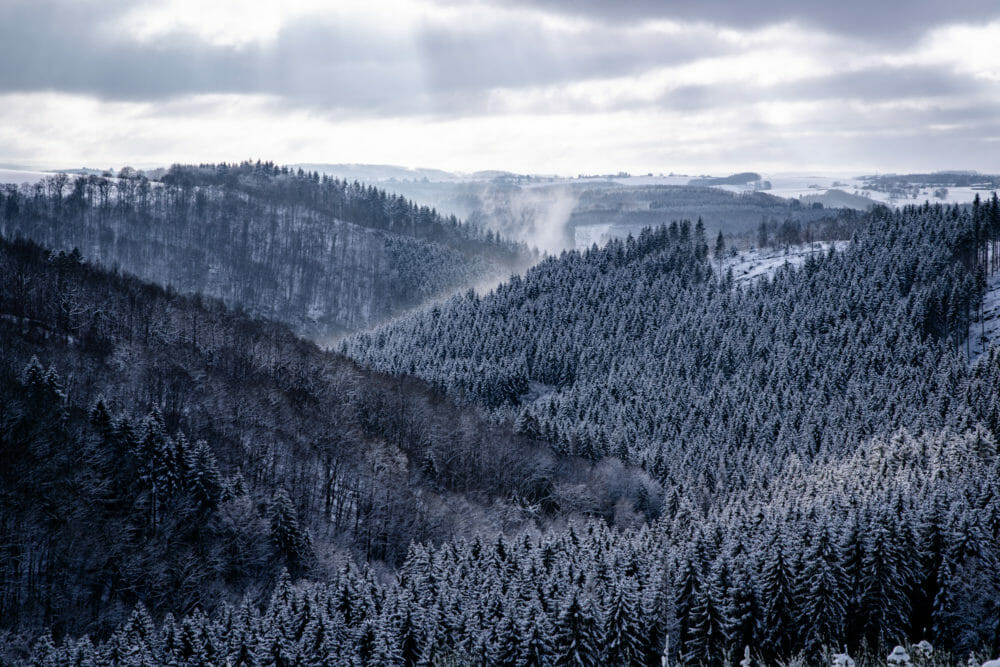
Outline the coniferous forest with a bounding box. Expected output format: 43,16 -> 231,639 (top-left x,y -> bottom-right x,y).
3,166 -> 1000,665
0,163 -> 531,341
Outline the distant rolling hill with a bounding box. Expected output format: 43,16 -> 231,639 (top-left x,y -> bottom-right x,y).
0,161 -> 534,341
799,187 -> 877,210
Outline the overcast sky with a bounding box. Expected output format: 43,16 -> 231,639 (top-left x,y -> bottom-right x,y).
1,0 -> 998,175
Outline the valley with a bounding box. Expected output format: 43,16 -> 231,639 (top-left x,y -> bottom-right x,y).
3,159 -> 1000,664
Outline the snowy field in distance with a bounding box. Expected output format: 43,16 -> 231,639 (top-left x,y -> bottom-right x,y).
609,174 -> 693,186
713,174 -> 993,208
0,169 -> 54,185
604,173 -> 995,209
713,173 -> 856,199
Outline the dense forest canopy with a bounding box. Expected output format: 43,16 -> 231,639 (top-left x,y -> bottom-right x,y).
4,167 -> 1000,664
345,202 -> 996,489
0,161 -> 533,340
0,235 -> 653,646
23,426 -> 1000,665
336,197 -> 1000,662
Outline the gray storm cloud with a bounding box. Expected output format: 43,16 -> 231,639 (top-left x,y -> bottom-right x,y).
0,0 -> 998,173
503,0 -> 1000,41
0,0 -> 731,114
1,0 -> 997,121
655,64 -> 983,113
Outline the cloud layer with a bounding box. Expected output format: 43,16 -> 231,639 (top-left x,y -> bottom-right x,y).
0,0 -> 998,173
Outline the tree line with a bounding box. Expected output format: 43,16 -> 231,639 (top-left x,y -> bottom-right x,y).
0,162 -> 533,340
0,235 -> 653,653
5,179 -> 1000,661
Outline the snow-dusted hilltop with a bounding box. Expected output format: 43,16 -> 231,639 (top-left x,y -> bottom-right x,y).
0,162 -> 532,340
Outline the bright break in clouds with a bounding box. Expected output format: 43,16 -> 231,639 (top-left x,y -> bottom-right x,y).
1,0 -> 998,173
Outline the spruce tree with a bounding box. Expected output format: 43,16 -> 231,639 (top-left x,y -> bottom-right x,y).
604,582 -> 643,666
797,522 -> 848,659
685,558 -> 734,665
760,530 -> 797,660
859,516 -> 913,652
554,594 -> 603,667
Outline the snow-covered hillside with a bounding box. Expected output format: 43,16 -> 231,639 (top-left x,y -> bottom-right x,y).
721,241 -> 849,285
971,267 -> 1000,364
0,168 -> 54,185
716,174 -> 994,209
604,173 -> 996,210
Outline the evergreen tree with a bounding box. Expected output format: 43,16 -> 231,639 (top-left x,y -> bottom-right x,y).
604,582 -> 644,666
268,488 -> 311,574
797,522 -> 848,658
554,594 -> 603,667
729,560 -> 760,655
686,558 -> 734,665
859,517 -> 913,652
760,531 -> 797,660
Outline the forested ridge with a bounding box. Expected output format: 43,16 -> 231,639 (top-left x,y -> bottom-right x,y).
7,190 -> 1000,664
23,427 -> 1000,665
0,236 -> 653,653
337,197 -> 1000,661
345,201 -> 998,489
398,177 -> 840,250
0,161 -> 532,340
565,184 -> 834,236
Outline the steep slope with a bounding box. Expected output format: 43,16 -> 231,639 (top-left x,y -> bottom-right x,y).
27,428 -> 1000,665
345,205 -> 989,498
0,236 -> 651,641
11,197 -> 1000,665
0,162 -> 533,340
